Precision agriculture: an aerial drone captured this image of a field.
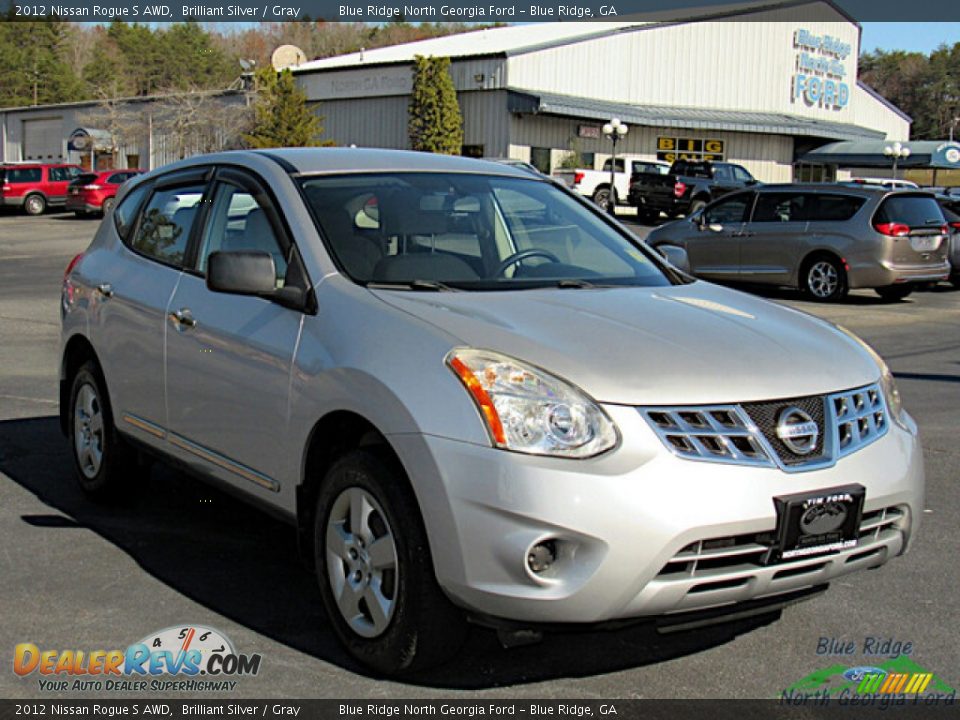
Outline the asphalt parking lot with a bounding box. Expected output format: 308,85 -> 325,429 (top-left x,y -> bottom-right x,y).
1,210 -> 958,699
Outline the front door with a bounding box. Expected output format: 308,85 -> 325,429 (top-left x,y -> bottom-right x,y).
164,169 -> 304,501
737,191 -> 809,284
686,192 -> 753,279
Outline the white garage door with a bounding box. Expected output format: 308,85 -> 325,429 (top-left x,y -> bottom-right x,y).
23,117 -> 64,161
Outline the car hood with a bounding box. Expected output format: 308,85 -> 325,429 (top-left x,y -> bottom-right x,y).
370,281 -> 880,405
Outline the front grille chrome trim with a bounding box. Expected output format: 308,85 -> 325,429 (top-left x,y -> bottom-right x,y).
640,383 -> 888,472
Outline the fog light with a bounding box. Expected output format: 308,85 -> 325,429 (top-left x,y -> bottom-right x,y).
527,540 -> 557,574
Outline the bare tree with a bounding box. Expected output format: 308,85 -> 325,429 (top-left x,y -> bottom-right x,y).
78,83 -> 150,168
154,88 -> 253,159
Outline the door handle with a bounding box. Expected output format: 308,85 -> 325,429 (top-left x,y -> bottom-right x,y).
96,283 -> 114,299
169,308 -> 197,330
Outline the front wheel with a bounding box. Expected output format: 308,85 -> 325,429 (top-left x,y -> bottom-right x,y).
314,450 -> 467,675
802,256 -> 848,302
875,284 -> 914,301
68,361 -> 137,497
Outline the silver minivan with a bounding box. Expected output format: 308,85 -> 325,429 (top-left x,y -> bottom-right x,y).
647,184 -> 950,301
61,150 -> 923,675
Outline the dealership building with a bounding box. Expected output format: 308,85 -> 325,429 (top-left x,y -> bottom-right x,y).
292,0 -> 917,183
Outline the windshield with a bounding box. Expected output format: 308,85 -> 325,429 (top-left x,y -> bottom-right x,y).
298,172 -> 672,290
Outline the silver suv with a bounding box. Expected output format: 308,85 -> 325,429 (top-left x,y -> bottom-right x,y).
61,149 -> 923,675
647,184 -> 950,301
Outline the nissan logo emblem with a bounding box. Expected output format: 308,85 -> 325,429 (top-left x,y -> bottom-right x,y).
776,406 -> 819,455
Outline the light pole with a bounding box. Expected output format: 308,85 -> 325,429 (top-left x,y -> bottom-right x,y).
884,141 -> 911,180
602,118 -> 628,215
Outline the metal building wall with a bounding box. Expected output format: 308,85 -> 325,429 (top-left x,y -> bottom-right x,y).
508,114 -> 794,182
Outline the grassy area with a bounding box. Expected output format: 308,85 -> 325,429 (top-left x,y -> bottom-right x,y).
905,168 -> 960,187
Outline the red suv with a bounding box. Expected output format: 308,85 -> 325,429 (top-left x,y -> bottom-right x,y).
65,169 -> 144,217
0,163 -> 84,215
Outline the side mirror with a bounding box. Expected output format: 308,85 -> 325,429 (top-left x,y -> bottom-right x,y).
657,245 -> 691,274
206,251 -> 278,296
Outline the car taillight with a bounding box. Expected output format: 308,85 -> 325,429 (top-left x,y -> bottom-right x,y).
1,184 -> 10,193
673,181 -> 687,198
949,222 -> 960,230
81,184 -> 101,191
573,171 -> 584,185
64,253 -> 84,281
874,222 -> 910,237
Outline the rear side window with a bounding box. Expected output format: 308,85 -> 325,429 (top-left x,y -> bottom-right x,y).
732,166 -> 753,183
49,167 -> 72,182
129,185 -> 205,266
875,195 -> 945,229
113,183 -> 151,239
752,192 -> 811,222
703,193 -> 752,225
6,168 -> 41,183
809,194 -> 866,222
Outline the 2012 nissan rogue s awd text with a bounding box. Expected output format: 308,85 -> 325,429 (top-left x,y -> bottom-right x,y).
60,149 -> 924,675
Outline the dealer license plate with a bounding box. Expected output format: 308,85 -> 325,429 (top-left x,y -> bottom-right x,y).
772,484 -> 865,561
910,236 -> 941,252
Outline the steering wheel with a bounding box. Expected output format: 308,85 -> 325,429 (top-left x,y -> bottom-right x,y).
495,249 -> 561,277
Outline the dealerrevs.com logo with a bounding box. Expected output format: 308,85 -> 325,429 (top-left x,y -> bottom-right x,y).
14,625 -> 262,693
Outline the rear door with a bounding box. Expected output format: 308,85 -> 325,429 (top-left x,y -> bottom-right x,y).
686,192 -> 753,278
88,169 -> 209,447
164,167 -> 306,501
46,166 -> 77,205
737,191 -> 810,284
875,194 -> 948,266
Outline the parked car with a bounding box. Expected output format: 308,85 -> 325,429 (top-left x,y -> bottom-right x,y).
66,169 -> 145,217
647,184 -> 949,301
934,194 -> 960,288
0,162 -> 83,215
553,157 -> 670,211
927,186 -> 960,199
628,160 -> 758,222
851,177 -> 919,190
61,149 -> 923,675
483,157 -> 543,176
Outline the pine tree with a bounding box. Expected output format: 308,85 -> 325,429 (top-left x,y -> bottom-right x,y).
243,68 -> 331,148
408,55 -> 463,155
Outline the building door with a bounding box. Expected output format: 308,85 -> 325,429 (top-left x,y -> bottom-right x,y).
23,117 -> 64,161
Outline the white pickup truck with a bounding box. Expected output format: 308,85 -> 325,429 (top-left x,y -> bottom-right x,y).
553,157 -> 670,211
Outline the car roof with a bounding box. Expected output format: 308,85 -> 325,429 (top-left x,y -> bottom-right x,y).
752,183 -> 933,197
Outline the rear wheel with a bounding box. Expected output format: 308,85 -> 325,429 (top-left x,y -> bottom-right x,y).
314,450 -> 467,675
802,255 -> 848,302
68,361 -> 137,498
592,186 -> 613,212
875,284 -> 914,301
24,194 -> 46,216
74,211 -> 88,219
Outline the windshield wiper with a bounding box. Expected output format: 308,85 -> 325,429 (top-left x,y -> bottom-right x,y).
554,279 -> 597,288
367,279 -> 457,292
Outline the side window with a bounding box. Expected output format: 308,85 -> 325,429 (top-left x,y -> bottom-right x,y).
752,193 -> 810,223
713,165 -> 733,182
8,168 -> 41,183
49,167 -> 69,182
195,183 -> 288,285
809,194 -> 867,222
113,183 -> 151,239
107,173 -> 128,185
67,166 -> 82,179
733,166 -> 753,183
129,185 -> 205,266
703,194 -> 751,225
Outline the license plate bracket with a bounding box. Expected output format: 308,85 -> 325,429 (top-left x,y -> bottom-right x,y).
771,484 -> 865,562
910,236 -> 940,252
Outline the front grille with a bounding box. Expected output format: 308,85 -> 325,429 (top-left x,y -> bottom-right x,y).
640,383 -> 888,471
741,395 -> 826,465
655,505 -> 906,580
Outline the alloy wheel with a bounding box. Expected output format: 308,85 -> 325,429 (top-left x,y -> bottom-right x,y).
807,260 -> 839,299
73,383 -> 104,479
325,486 -> 399,638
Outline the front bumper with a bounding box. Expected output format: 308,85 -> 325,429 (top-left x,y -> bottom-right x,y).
391,404 -> 923,624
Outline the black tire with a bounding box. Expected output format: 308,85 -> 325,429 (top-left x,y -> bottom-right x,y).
801,255 -> 848,302
592,186 -> 613,212
875,284 -> 914,301
314,450 -> 467,676
24,193 -> 46,216
102,197 -> 116,216
74,211 -> 88,219
636,208 -> 659,224
951,275 -> 960,290
68,361 -> 137,498
688,199 -> 707,215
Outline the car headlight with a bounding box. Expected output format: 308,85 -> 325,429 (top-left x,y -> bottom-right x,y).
446,348 -> 618,458
835,325 -> 909,429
